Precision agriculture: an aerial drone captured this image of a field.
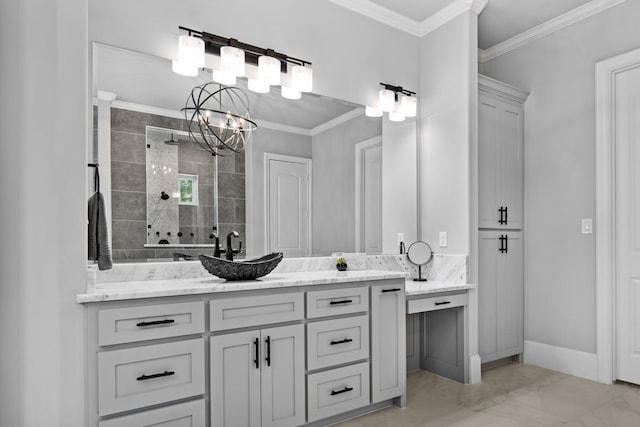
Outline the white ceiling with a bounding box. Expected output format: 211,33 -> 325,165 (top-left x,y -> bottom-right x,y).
361,0 -> 593,49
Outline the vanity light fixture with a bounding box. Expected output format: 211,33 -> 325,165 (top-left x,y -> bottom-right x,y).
174,26 -> 312,97
366,83 -> 417,122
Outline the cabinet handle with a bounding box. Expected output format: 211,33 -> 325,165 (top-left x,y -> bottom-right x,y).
136,370 -> 174,381
505,234 -> 508,254
254,337 -> 260,369
435,301 -> 451,306
330,338 -> 353,345
136,319 -> 175,327
504,206 -> 508,225
498,207 -> 505,225
329,299 -> 353,305
265,336 -> 271,367
382,288 -> 402,293
499,235 -> 508,254
330,387 -> 354,396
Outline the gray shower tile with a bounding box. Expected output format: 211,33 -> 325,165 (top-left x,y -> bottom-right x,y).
179,205 -> 197,227
112,190 -> 146,221
111,108 -> 183,134
235,151 -> 245,174
111,161 -> 146,192
218,197 -> 236,224
178,160 -> 197,175
111,220 -> 147,250
218,172 -> 245,198
112,249 -> 156,262
111,131 -> 146,163
199,184 -> 215,207
217,153 -> 235,173
235,199 -> 245,223
196,162 -> 215,186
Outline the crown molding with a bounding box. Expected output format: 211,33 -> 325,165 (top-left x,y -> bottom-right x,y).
479,0 -> 629,63
327,0 -> 421,36
310,107 -> 365,136
478,74 -> 529,103
110,100 -> 184,119
254,119 -> 311,136
418,0 -> 488,37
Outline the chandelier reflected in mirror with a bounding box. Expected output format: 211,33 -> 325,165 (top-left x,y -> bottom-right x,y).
182,82 -> 257,156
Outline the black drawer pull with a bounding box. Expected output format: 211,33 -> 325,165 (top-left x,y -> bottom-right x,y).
136,319 -> 175,327
382,288 -> 401,293
330,386 -> 354,396
435,301 -> 451,306
136,370 -> 175,381
265,336 -> 271,367
254,337 -> 260,369
329,299 -> 353,305
330,338 -> 353,345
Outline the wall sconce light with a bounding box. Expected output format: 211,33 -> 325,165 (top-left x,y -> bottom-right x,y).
366,83 -> 417,122
173,26 -> 313,98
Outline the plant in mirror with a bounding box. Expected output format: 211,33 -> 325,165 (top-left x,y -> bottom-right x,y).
91,42 -> 417,263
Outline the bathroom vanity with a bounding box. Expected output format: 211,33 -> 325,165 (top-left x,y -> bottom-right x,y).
78,270 -> 408,427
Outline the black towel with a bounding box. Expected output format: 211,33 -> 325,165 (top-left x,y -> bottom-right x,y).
88,191 -> 113,270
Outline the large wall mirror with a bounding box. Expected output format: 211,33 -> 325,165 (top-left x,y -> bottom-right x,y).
91,43 -> 417,262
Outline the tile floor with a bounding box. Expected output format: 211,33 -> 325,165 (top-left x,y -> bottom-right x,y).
334,363 -> 640,426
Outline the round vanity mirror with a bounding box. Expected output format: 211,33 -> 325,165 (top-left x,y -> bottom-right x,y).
407,241 -> 433,282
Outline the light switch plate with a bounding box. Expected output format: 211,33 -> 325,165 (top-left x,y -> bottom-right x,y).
439,231 -> 448,247
581,218 -> 593,234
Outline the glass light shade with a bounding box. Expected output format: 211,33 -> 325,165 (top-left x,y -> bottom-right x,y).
379,89 -> 396,112
389,111 -> 405,122
221,45 -> 245,77
401,95 -> 417,117
281,86 -> 301,100
178,34 -> 205,68
212,69 -> 236,85
292,65 -> 312,92
248,78 -> 270,93
365,106 -> 383,117
258,55 -> 281,85
172,60 -> 198,77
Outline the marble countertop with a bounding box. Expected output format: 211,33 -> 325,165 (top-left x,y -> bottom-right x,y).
405,280 -> 475,297
77,270 -> 408,303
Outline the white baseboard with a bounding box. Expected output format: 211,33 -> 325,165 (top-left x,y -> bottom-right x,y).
524,340 -> 598,382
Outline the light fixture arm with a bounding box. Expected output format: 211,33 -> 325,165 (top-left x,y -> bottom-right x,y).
379,82 -> 416,101
178,26 -> 312,72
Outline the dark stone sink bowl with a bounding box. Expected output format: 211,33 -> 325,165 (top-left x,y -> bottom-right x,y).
199,253 -> 283,281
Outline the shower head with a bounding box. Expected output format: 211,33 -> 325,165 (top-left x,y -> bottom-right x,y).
164,133 -> 180,146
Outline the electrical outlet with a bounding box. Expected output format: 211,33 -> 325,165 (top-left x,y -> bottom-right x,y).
581,218 -> 593,234
439,231 -> 448,247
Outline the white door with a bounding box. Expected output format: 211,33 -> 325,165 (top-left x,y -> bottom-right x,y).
615,65 -> 640,385
355,138 -> 382,253
260,325 -> 306,427
266,155 -> 311,257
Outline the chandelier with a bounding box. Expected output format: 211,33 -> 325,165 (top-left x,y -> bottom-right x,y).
182,82 -> 257,156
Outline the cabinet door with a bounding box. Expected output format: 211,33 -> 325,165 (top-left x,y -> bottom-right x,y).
260,324 -> 305,427
370,283 -> 406,403
478,231 -> 524,363
500,104 -> 524,230
478,231 -> 500,361
211,331 -> 261,427
478,93 -> 504,229
502,232 -> 524,356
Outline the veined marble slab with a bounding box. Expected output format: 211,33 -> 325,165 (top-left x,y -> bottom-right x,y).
366,253 -> 468,284
78,269 -> 408,303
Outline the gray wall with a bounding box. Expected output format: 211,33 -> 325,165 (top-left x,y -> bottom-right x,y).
312,114 -> 382,255
246,127 -> 312,256
480,0 -> 640,353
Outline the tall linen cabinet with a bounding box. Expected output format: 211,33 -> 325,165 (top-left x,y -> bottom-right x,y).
477,75 -> 529,364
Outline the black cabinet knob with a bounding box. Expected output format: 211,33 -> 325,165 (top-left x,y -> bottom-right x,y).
177,232 -> 183,237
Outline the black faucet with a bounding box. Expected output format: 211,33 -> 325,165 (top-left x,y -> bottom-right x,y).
226,231 -> 240,261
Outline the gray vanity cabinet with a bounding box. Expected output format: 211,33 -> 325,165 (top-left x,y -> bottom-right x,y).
371,284 -> 406,404
211,324 -> 305,427
478,231 -> 524,363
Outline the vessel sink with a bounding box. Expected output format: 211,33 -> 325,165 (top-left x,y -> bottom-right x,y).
199,252 -> 283,281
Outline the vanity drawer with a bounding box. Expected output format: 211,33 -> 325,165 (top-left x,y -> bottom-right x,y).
99,399 -> 205,427
210,292 -> 304,331
98,301 -> 205,346
407,293 -> 468,314
307,315 -> 369,370
98,338 -> 205,416
306,287 -> 369,319
307,362 -> 370,422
